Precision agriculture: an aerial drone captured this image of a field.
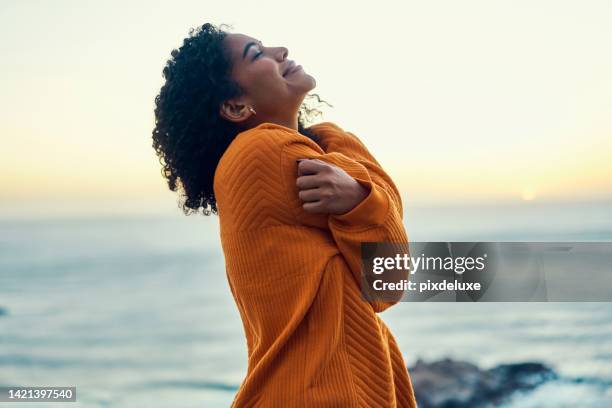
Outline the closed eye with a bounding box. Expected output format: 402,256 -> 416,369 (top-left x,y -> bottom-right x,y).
251,41 -> 265,61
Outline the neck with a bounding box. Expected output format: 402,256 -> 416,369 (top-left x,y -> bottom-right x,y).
239,108 -> 301,132
265,115 -> 298,131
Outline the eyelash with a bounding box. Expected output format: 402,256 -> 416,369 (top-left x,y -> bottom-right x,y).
253,43 -> 264,60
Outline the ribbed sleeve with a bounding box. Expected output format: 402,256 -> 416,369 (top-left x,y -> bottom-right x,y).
307,122 -> 404,218
281,134 -> 411,313
213,122 -> 417,408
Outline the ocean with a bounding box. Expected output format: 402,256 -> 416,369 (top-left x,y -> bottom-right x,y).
1,200 -> 611,407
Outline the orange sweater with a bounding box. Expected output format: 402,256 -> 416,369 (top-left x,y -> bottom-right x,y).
213,121 -> 416,407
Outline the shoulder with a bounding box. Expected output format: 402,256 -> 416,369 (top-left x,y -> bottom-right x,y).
213,123 -> 311,231
215,124 -> 289,185
306,122 -> 372,158
224,122 -> 323,161
225,123 -> 294,161
218,123 -> 326,172
305,121 -> 359,149
307,121 -> 345,133
213,123 -> 318,199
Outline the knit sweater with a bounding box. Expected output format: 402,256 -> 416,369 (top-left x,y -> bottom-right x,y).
213,121 -> 416,407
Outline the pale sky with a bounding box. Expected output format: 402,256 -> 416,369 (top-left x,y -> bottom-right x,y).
1,0 -> 611,217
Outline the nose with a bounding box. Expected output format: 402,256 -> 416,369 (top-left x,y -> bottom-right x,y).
275,46 -> 288,61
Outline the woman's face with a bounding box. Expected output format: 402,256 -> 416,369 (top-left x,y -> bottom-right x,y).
220,33 -> 316,126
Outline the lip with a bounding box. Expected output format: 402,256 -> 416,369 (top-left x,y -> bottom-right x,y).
287,65 -> 302,75
282,61 -> 300,77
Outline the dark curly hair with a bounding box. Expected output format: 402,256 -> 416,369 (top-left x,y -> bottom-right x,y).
152,23 -> 330,216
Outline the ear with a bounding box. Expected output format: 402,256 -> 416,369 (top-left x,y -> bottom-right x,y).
219,98 -> 254,123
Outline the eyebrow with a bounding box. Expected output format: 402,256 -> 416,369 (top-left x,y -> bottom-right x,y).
242,41 -> 261,60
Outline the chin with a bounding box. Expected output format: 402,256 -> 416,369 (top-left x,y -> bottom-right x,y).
303,73 -> 317,91
290,77 -> 316,95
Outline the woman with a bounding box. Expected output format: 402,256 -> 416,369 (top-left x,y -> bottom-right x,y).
152,23 -> 417,408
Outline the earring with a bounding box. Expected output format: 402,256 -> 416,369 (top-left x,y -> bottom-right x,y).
248,106 -> 257,115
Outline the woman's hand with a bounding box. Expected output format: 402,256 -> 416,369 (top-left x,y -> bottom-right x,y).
295,158 -> 369,215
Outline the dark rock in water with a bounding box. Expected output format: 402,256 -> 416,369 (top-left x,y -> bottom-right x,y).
0,306 -> 7,317
409,357 -> 557,408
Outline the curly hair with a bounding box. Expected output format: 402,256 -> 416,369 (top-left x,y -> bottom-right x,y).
152,23 -> 329,216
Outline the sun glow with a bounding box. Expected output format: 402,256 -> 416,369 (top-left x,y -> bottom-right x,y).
521,189 -> 537,202
1,0 -> 612,215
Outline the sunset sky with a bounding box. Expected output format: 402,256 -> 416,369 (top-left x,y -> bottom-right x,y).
1,0 -> 611,217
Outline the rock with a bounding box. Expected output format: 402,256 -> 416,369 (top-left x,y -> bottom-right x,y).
409,357 -> 557,408
0,306 -> 7,317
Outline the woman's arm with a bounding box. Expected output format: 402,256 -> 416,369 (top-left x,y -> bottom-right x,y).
281,132 -> 410,313
307,122 -> 404,218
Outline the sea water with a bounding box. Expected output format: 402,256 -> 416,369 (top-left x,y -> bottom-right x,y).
0,200 -> 611,407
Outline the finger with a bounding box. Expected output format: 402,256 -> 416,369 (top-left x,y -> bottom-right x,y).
297,158 -> 329,176
298,187 -> 321,202
297,161 -> 316,176
302,200 -> 326,214
297,159 -> 317,176
296,174 -> 321,190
